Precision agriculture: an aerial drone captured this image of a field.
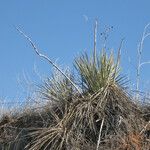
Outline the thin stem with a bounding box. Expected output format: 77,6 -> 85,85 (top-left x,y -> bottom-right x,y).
136,23 -> 150,98
113,39 -> 124,81
93,19 -> 98,65
96,118 -> 104,150
140,121 -> 150,135
16,27 -> 83,96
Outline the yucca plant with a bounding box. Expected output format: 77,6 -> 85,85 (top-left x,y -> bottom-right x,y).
72,49 -> 143,149
1,25 -> 149,150
26,49 -> 126,149
25,70 -> 76,149
0,48 -> 148,150
75,49 -> 122,93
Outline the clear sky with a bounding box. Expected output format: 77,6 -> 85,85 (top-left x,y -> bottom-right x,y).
0,0 -> 150,101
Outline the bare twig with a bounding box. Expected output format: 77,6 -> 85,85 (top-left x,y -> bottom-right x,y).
96,118 -> 104,150
16,27 -> 82,96
136,23 -> 150,98
140,121 -> 150,135
113,38 -> 124,81
101,25 -> 113,49
93,19 -> 98,65
140,61 -> 150,67
116,39 -> 124,67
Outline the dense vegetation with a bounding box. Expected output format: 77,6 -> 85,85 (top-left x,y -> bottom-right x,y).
0,27 -> 149,149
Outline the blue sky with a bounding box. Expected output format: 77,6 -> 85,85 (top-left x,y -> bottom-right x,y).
0,0 -> 150,101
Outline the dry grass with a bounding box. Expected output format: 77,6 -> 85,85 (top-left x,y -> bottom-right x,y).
0,49 -> 149,150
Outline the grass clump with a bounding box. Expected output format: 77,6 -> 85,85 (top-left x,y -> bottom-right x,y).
0,48 -> 149,150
